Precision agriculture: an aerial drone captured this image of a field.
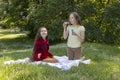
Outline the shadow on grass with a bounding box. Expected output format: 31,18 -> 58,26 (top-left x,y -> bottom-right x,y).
0,35 -> 33,60
0,49 -> 32,61
0,36 -> 33,50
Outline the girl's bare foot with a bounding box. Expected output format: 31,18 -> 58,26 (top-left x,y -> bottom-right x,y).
43,58 -> 58,63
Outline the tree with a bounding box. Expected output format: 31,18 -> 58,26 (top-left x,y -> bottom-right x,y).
0,0 -> 119,45
0,0 -> 29,30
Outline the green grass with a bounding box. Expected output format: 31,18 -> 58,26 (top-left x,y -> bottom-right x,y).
0,29 -> 120,80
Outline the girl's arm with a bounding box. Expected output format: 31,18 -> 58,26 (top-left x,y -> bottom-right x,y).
34,42 -> 42,59
73,31 -> 85,43
63,22 -> 69,39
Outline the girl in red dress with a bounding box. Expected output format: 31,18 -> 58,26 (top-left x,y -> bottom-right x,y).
32,27 -> 58,63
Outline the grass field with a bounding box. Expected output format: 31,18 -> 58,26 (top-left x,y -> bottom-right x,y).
0,29 -> 120,80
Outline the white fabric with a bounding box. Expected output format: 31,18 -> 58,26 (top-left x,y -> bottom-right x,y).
4,56 -> 91,70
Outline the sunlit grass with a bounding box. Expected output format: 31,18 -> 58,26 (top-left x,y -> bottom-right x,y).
0,29 -> 120,80
0,29 -> 11,33
0,29 -> 27,39
118,46 -> 120,49
0,34 -> 26,39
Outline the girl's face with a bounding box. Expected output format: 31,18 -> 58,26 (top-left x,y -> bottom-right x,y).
69,14 -> 77,25
40,28 -> 48,38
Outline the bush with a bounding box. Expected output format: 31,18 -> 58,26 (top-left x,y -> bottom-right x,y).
0,0 -> 120,45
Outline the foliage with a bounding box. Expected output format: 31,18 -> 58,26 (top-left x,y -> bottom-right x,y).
27,0 -> 120,45
0,0 -> 120,45
0,0 -> 28,29
102,2 -> 120,44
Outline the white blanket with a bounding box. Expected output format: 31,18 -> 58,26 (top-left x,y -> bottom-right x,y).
4,56 -> 91,70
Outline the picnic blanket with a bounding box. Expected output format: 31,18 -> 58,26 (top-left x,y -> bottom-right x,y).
4,56 -> 91,70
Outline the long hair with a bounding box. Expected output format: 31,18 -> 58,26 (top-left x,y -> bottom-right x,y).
70,12 -> 82,25
33,27 -> 48,52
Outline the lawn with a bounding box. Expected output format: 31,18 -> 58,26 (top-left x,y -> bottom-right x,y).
0,29 -> 120,80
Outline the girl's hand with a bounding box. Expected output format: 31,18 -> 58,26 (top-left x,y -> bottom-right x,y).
63,22 -> 69,39
72,32 -> 78,36
63,22 -> 69,29
38,53 -> 41,59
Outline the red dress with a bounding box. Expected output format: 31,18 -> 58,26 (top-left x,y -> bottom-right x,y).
33,38 -> 53,61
